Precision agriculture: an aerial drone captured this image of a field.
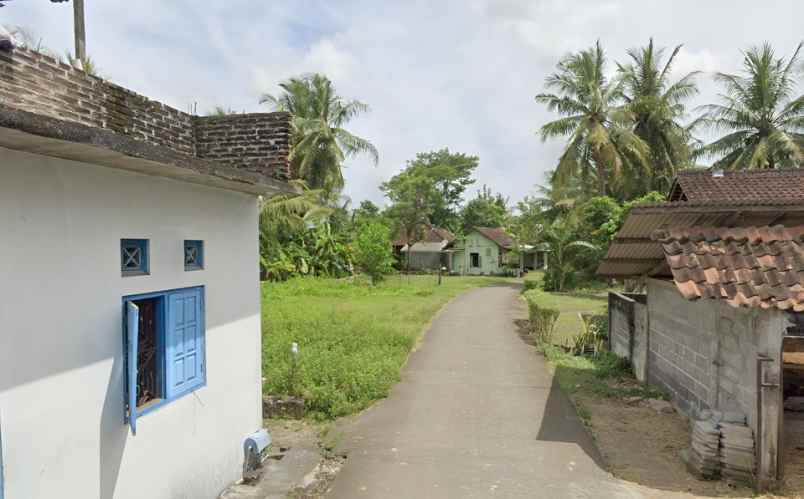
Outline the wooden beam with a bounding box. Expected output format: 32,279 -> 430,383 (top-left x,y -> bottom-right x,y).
611,237 -> 653,244
600,258 -> 664,265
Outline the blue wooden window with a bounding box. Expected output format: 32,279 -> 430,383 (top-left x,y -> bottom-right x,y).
184,240 -> 204,271
121,239 -> 149,276
124,286 -> 206,435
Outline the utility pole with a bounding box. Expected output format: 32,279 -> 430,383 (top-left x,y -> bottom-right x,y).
72,0 -> 86,60
49,0 -> 85,60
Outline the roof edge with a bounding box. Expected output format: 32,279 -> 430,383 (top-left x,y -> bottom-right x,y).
0,104 -> 296,196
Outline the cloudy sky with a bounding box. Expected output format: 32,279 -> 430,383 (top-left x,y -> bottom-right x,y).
2,1 -> 802,206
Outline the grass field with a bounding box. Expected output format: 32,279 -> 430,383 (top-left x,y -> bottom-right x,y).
523,271 -> 609,345
261,274 -> 508,419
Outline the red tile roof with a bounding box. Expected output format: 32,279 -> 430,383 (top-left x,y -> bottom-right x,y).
669,168 -> 804,203
473,227 -> 516,249
394,226 -> 455,246
652,225 -> 804,311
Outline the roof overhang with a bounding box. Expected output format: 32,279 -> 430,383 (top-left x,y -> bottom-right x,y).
597,201 -> 804,278
0,104 -> 296,196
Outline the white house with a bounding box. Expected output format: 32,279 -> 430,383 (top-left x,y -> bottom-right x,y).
0,46 -> 294,499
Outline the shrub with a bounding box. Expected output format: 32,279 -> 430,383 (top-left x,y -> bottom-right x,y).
571,313 -> 608,356
353,221 -> 395,284
523,290 -> 560,345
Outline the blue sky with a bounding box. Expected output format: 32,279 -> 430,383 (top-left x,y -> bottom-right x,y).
2,1 -> 803,206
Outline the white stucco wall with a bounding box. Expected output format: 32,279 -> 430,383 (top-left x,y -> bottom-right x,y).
0,147 -> 263,499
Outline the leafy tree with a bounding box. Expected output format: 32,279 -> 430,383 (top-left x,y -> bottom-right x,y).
510,195 -> 546,244
460,185 -> 509,231
381,149 -> 477,230
351,200 -> 387,232
600,190 -> 665,238
354,221 -> 395,284
382,172 -> 438,269
618,39 -> 699,193
262,73 -> 378,195
698,42 -> 803,169
536,41 -> 651,199
576,196 -> 622,248
540,216 -> 597,292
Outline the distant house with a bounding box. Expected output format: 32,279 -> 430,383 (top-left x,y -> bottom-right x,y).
599,168 -> 804,490
394,225 -> 455,270
450,227 -> 548,275
0,46 -> 293,499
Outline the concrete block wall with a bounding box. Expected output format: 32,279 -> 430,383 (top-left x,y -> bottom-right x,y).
0,46 -> 291,180
609,294 -> 631,359
644,278 -> 788,434
646,279 -> 718,416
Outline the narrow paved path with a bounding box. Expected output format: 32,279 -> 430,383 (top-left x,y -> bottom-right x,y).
326,284 -> 644,499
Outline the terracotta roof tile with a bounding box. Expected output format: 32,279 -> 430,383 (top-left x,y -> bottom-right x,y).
472,227 -> 516,249
652,225 -> 804,311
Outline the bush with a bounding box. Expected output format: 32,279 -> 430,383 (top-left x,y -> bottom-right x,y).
523,290 -> 559,345
353,222 -> 395,284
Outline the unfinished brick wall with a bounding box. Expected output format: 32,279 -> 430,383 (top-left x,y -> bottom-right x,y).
0,46 -> 290,179
196,113 -> 291,180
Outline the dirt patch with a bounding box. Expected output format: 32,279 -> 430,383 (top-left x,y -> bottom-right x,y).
574,394 -> 804,498
576,394 -> 751,498
782,411 -> 804,496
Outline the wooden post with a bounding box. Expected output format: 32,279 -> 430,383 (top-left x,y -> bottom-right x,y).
73,0 -> 86,61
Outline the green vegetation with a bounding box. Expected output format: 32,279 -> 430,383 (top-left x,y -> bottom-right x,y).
523,276 -> 663,401
699,42 -> 803,169
261,275 -> 508,419
536,41 -> 651,199
540,345 -> 665,400
353,222 -> 395,284
522,278 -> 608,346
262,73 -> 378,196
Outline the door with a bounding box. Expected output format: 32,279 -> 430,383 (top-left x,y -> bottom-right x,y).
126,301 -> 140,435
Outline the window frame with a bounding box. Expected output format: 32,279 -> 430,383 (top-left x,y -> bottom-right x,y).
470,252 -> 480,268
123,286 -> 207,432
184,240 -> 204,271
121,238 -> 150,277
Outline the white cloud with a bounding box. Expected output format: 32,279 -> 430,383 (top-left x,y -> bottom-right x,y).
3,0 -> 803,206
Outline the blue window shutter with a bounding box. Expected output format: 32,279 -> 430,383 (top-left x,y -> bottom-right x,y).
166,288 -> 205,399
126,301 -> 139,436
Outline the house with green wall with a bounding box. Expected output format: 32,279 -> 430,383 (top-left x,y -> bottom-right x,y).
450,227 -> 547,275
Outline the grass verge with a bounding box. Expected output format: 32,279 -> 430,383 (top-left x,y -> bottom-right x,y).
539,344 -> 665,401
261,274 -> 509,420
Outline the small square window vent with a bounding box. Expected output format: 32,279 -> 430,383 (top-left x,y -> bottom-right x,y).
184,240 -> 204,271
121,239 -> 149,276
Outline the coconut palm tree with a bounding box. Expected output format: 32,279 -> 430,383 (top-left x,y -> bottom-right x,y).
698,42 -> 803,169
261,74 -> 378,196
536,41 -> 651,199
618,39 -> 700,192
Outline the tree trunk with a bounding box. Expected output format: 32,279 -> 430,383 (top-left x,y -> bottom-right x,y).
594,150 -> 607,196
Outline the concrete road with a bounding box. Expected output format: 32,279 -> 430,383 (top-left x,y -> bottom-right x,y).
326,284 -> 644,499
